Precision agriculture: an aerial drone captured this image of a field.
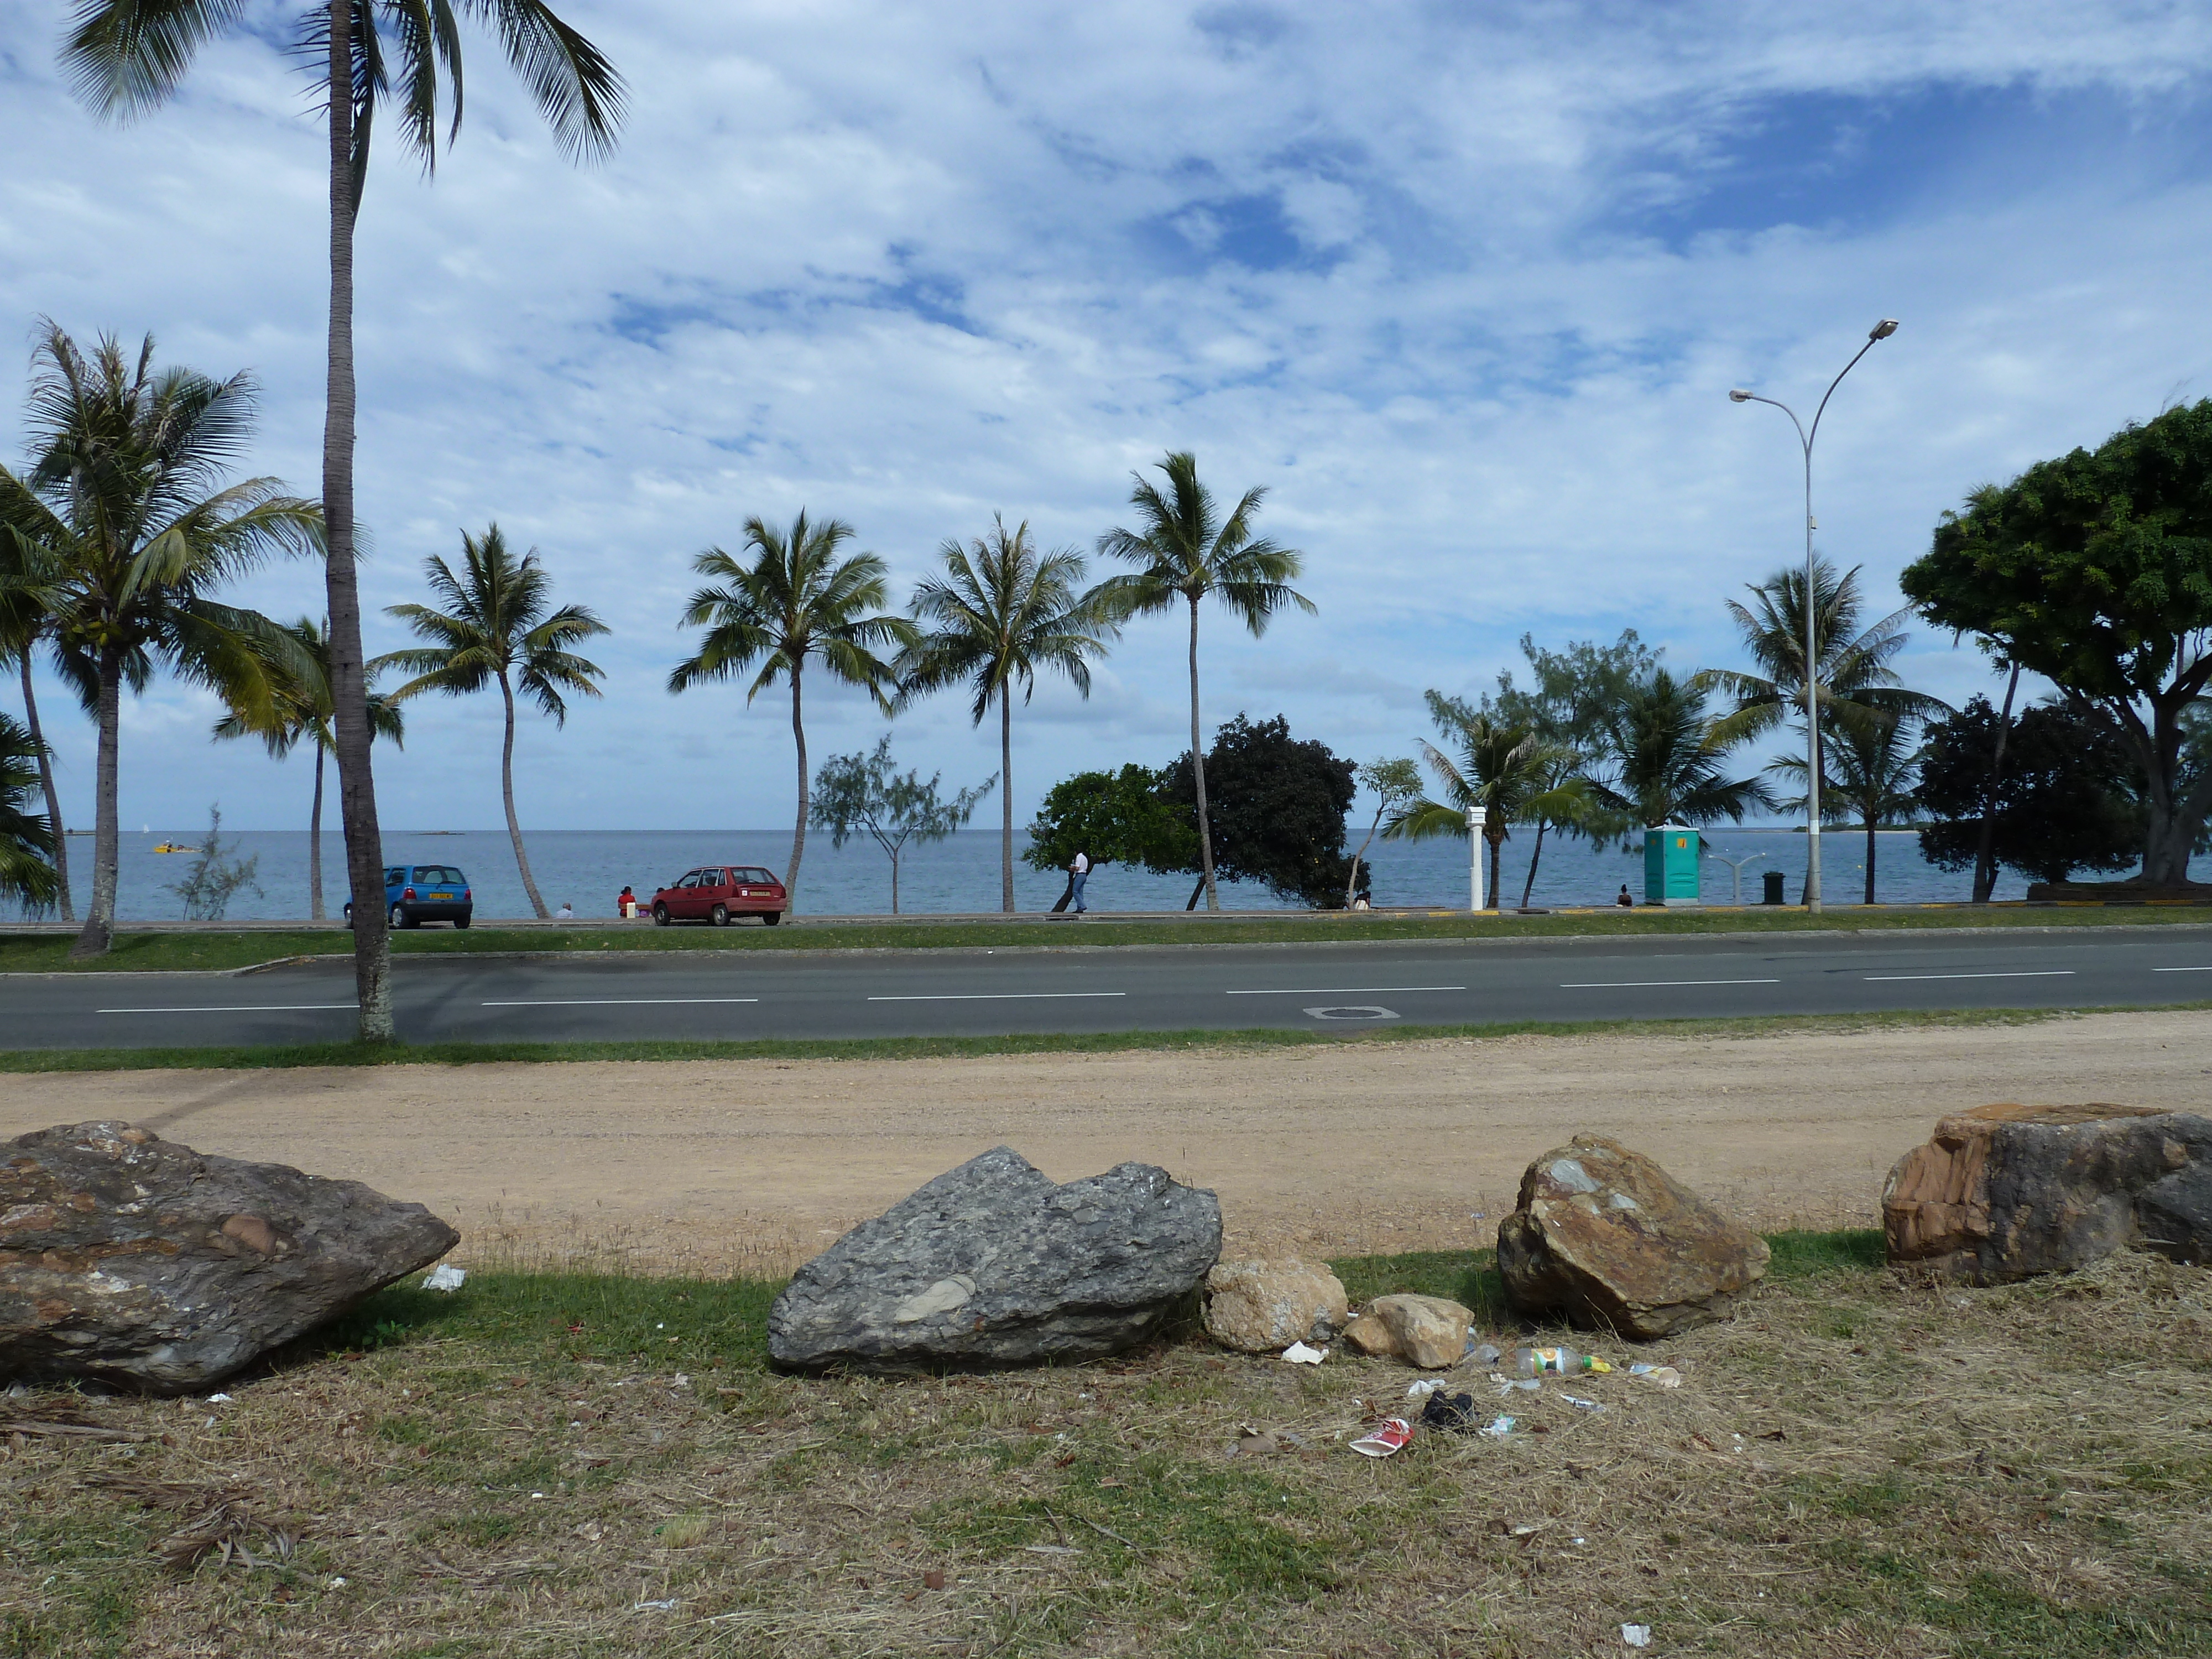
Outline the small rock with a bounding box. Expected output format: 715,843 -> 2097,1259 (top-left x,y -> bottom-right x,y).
1496,1135 -> 1768,1339
1883,1103 -> 2212,1282
1202,1258 -> 1348,1353
1342,1293 -> 1475,1369
0,1120 -> 458,1394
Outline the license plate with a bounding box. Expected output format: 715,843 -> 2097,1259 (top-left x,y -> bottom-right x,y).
428,891 -> 453,901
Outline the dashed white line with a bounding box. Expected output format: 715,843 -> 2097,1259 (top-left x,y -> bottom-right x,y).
867,992 -> 1126,1001
97,1003 -> 357,1014
2153,966 -> 2212,973
1558,978 -> 1781,989
1225,985 -> 1464,995
481,997 -> 760,1007
1861,970 -> 2074,982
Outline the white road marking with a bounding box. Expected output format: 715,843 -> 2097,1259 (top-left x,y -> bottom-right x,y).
1558,978 -> 1781,989
2153,966 -> 2212,972
481,997 -> 760,1006
1861,970 -> 2074,982
97,1003 -> 357,1014
866,991 -> 1126,1001
1225,985 -> 1464,995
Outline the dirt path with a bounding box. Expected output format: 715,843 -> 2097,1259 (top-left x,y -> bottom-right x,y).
7,1011 -> 2205,1274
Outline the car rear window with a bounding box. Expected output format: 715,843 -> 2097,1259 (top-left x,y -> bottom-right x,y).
411,867 -> 465,885
738,868 -> 777,884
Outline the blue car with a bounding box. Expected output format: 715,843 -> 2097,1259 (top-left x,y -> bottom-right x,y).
344,863 -> 474,930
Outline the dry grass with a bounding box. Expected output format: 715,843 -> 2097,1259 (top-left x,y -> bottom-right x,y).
5,1239 -> 2208,1658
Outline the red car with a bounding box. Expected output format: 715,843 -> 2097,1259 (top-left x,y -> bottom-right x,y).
649,865 -> 786,927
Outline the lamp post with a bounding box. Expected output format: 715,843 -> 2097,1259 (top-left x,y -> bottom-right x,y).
1729,317 -> 1897,915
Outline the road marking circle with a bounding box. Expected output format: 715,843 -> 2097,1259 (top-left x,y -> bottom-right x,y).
1302,1005 -> 1399,1021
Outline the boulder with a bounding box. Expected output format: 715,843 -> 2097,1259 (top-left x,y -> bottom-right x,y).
1497,1135 -> 1769,1339
1882,1103 -> 2212,1282
768,1146 -> 1220,1372
0,1120 -> 460,1395
1342,1292 -> 1474,1369
1203,1258 -> 1348,1353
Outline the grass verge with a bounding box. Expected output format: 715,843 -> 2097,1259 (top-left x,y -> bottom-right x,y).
6,1234 -> 2205,1657
4,901 -> 2210,974
3,1001 -> 2194,1074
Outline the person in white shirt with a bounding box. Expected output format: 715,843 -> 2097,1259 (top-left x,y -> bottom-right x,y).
1068,850 -> 1091,914
556,901 -> 575,919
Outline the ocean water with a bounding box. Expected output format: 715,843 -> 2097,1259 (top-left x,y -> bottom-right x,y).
26,824 -> 2206,922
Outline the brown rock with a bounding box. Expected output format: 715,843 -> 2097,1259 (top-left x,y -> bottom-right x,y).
0,1121 -> 460,1394
1497,1135 -> 1769,1339
1342,1292 -> 1473,1369
1882,1103 -> 2212,1282
1202,1258 -> 1349,1353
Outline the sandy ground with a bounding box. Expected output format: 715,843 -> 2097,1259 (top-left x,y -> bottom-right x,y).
6,1010 -> 2206,1275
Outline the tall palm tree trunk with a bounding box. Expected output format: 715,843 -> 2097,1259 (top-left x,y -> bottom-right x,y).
322,4 -> 395,1039
68,652 -> 121,958
1521,820 -> 1548,909
309,743 -> 326,921
785,663 -> 807,906
498,672 -> 549,917
1187,596 -> 1218,911
1864,815 -> 1877,905
19,654 -> 72,921
1488,831 -> 1504,912
999,690 -> 1014,912
1971,664 -> 2021,904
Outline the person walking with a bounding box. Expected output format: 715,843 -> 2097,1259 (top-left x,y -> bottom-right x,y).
1068,849 -> 1091,915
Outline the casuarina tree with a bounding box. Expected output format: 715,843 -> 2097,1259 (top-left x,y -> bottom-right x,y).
0,325 -> 320,958
670,513 -> 910,909
380,527 -> 606,919
1095,452 -> 1312,911
1901,400 -> 2212,886
898,515 -> 1116,911
810,735 -> 994,914
64,0 -> 624,1032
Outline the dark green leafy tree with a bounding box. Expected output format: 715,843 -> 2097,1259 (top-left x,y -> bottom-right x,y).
1900,400 -> 2212,886
380,526 -> 606,919
0,712 -> 61,915
0,324 -> 320,959
1589,669 -> 1772,833
1095,452 -> 1312,911
161,804 -> 260,921
215,617 -> 403,920
1345,757 -> 1422,907
65,0 -> 624,1034
1916,697 -> 2145,888
1492,630 -> 1656,904
810,735 -> 994,914
669,513 -> 911,908
896,515 -> 1116,912
1023,765 -> 1196,895
1384,692 -> 1589,911
1162,714 -> 1361,910
1768,712 -> 1922,904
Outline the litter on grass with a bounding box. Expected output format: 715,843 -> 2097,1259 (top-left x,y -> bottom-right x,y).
1623,1624 -> 1653,1648
634,1599 -> 681,1613
1281,1341 -> 1328,1365
1464,1339 -> 1504,1367
1560,1394 -> 1607,1413
1478,1415 -> 1516,1439
422,1264 -> 467,1292
1630,1364 -> 1683,1389
1348,1417 -> 1413,1457
1420,1391 -> 1481,1432
204,1393 -> 233,1405
1493,1376 -> 1541,1396
1406,1378 -> 1451,1400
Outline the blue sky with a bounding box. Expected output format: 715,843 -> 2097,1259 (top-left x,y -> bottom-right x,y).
4,1 -> 2212,834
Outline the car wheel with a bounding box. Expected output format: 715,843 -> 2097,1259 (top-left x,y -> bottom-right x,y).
390,902 -> 410,930
454,914 -> 472,930
652,902 -> 671,927
762,910 -> 782,927
710,903 -> 730,927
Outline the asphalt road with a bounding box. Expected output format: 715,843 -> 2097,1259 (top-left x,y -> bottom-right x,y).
4,925 -> 2211,1050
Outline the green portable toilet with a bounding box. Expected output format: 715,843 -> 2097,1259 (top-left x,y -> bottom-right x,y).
1642,824 -> 1700,907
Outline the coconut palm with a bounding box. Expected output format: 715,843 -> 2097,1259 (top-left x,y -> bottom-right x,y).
1094,452 -> 1312,911
670,513 -> 910,908
1590,668 -> 1773,831
1769,711 -> 1922,905
65,0 -> 623,1034
1381,692 -> 1591,911
0,712 -> 62,916
215,618 -> 404,921
896,515 -> 1118,911
0,524 -> 72,919
379,527 -> 604,919
0,324 -> 320,958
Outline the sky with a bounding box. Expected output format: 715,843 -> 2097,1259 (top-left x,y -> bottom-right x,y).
4,1 -> 2212,834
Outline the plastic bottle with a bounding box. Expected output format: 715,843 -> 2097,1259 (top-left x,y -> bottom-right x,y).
1511,1345 -> 1613,1378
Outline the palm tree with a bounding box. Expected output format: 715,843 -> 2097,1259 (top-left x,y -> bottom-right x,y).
215,618 -> 403,921
1591,669 -> 1773,831
379,527 -> 605,919
670,513 -> 910,909
896,515 -> 1118,911
1381,692 -> 1590,910
1769,711 -> 1921,905
0,324 -> 320,958
1095,452 -> 1312,911
0,712 -> 62,916
66,0 -> 623,1036
0,524 -> 72,920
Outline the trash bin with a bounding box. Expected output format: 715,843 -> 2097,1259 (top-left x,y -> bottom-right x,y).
1761,870 -> 1786,906
1642,825 -> 1701,907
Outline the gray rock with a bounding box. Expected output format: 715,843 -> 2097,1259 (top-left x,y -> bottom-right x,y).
1,1121 -> 460,1394
768,1146 -> 1221,1372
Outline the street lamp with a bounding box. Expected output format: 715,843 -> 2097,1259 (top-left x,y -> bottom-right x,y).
1728,317 -> 1898,914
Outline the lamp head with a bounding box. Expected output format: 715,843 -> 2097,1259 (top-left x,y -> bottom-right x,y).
1728,388 -> 1753,402
1869,318 -> 1899,341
